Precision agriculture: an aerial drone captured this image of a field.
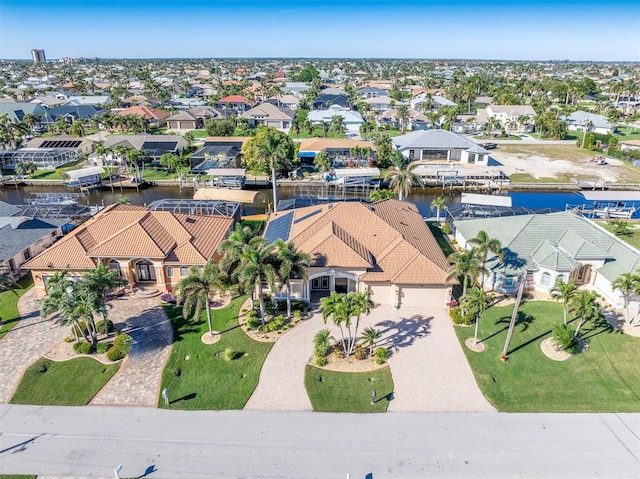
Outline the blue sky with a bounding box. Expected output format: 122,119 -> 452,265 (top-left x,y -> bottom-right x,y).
1,0 -> 638,60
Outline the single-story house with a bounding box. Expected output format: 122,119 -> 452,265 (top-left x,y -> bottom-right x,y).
620,140 -> 640,152
101,134 -> 188,164
392,130 -> 490,164
265,95 -> 300,110
378,108 -> 435,131
297,138 -> 376,165
40,105 -> 105,126
23,202 -> 236,297
358,86 -> 388,98
566,111 -> 615,135
189,137 -> 248,173
240,102 -> 295,130
0,201 -> 68,280
166,111 -> 199,130
363,96 -> 394,112
117,106 -> 171,127
64,95 -> 111,107
263,199 -> 452,309
308,105 -> 364,132
313,94 -> 350,110
475,105 -> 536,132
0,135 -> 93,170
0,102 -> 46,122
215,95 -> 253,112
453,211 -> 640,308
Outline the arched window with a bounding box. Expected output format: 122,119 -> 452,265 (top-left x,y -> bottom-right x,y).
180,266 -> 189,277
541,272 -> 551,287
166,266 -> 174,277
108,259 -> 121,277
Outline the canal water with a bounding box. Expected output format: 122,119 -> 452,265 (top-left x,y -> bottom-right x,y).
0,184 -> 592,218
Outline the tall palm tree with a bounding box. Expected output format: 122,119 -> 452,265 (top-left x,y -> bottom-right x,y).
430,196 -> 448,222
251,128 -> 292,214
346,291 -> 374,356
218,223 -> 259,294
384,157 -> 422,201
237,238 -> 278,324
552,279 -> 577,326
581,120 -> 594,149
395,104 -> 410,132
461,286 -> 491,346
273,239 -> 311,320
174,261 -> 227,338
330,115 -> 345,138
569,290 -> 602,339
612,272 -> 639,324
446,250 -> 483,316
468,231 -> 504,289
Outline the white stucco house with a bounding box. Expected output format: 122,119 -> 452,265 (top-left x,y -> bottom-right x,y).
308,105 -> 364,133
392,129 -> 490,165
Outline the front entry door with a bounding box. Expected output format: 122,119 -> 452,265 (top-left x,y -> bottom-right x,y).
311,276 -> 329,290
136,262 -> 156,282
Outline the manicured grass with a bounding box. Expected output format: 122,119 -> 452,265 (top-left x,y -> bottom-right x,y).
140,168 -> 180,181
305,365 -> 394,412
597,221 -> 640,250
0,475 -> 37,479
509,173 -> 575,184
29,159 -> 87,180
289,129 -> 346,139
426,221 -> 455,257
0,277 -> 33,341
189,129 -> 208,138
241,219 -> 265,234
10,358 -> 120,406
455,300 -> 640,412
159,297 -> 273,410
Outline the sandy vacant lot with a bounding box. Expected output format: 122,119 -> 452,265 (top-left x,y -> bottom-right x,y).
491,144 -> 640,183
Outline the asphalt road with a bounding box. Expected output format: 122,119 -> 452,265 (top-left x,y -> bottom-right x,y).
0,405 -> 638,479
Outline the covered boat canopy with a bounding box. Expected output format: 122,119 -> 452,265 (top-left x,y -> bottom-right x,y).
63,166 -> 105,180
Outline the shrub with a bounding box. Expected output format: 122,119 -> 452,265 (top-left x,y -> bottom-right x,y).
441,224 -> 451,235
354,345 -> 368,360
450,306 -> 473,325
160,293 -> 176,304
223,348 -> 235,361
96,342 -> 111,354
64,336 -> 74,343
96,319 -> 114,334
315,356 -> 327,366
113,333 -> 132,355
375,347 -> 389,365
72,341 -> 82,353
332,342 -> 344,359
78,342 -> 94,354
246,310 -> 258,322
552,324 -> 579,354
269,314 -> 286,331
106,345 -> 125,361
246,316 -> 261,330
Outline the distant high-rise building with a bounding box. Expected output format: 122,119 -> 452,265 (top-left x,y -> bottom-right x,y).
31,49 -> 46,63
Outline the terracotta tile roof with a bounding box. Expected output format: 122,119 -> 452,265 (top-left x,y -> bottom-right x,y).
117,105 -> 171,120
24,204 -> 233,271
218,95 -> 250,103
266,199 -> 450,285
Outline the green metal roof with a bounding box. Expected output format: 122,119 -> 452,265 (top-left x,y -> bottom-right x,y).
454,211 -> 640,282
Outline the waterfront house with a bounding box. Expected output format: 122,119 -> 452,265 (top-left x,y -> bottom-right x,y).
308,105 -> 364,133
297,138 -> 375,165
0,201 -> 67,280
263,199 -> 452,309
23,202 -> 236,297
453,211 -> 640,308
102,134 -> 188,164
0,135 -> 93,171
189,137 -> 249,172
392,130 -> 490,164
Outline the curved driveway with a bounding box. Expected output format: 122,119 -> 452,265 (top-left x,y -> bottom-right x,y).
246,304 -> 493,412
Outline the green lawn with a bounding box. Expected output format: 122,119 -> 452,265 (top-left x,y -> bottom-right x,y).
0,475 -> 37,479
426,221 -> 455,257
456,300 -> 640,412
290,129 -> 346,139
29,159 -> 87,181
10,357 -> 120,406
304,365 -> 394,412
140,168 -> 180,181
0,277 -> 33,340
189,129 -> 208,138
159,297 -> 273,410
597,221 -> 640,250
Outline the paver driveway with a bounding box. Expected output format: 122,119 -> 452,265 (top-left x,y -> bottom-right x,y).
245,304 -> 494,412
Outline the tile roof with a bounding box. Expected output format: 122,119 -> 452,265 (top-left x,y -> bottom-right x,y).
23,204 -> 233,270
117,105 -> 171,120
240,102 -> 294,121
217,95 -> 250,103
264,199 -> 450,285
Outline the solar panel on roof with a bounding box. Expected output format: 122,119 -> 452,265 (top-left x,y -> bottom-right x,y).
142,141 -> 177,151
294,208 -> 322,224
264,211 -> 293,243
40,140 -> 82,148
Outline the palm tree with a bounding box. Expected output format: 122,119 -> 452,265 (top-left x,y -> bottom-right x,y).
360,326 -> 382,357
273,239 -> 311,319
174,261 -> 227,338
446,250 -> 483,316
0,274 -> 19,293
505,119 -> 518,138
330,115 -> 345,138
552,279 -> 577,326
218,223 -> 259,292
581,120 -> 594,149
395,104 -> 410,132
14,161 -> 36,177
237,238 -> 278,324
69,120 -> 86,138
385,157 -> 422,201
569,290 -> 602,339
60,288 -> 107,346
346,291 -> 374,356
251,128 -> 292,214
612,272 -> 639,325
468,231 -> 503,289
320,291 -> 351,355
430,196 -> 448,222
461,286 -> 491,346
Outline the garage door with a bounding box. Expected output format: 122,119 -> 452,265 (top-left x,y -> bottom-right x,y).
399,285 -> 447,308
368,284 -> 394,306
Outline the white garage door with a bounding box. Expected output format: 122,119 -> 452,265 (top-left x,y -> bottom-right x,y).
368,284 -> 394,306
400,285 -> 447,308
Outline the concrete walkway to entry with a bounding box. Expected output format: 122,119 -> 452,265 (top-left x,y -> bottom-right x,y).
245,304 -> 494,412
